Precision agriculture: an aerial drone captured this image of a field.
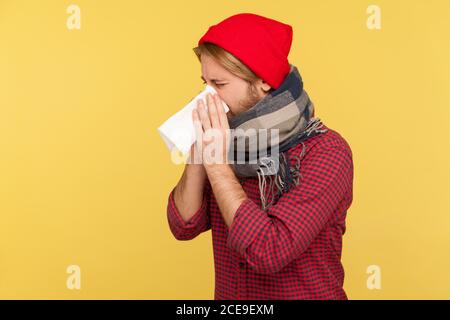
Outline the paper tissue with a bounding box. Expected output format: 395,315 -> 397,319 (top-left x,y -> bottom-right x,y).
157,85 -> 230,154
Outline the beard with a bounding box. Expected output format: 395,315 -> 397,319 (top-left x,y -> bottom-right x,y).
226,84 -> 262,120
239,84 -> 261,110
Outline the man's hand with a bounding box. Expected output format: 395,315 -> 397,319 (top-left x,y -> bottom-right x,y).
191,93 -> 247,228
192,93 -> 231,168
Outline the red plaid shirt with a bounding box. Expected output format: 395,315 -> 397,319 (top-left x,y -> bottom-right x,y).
167,123 -> 353,300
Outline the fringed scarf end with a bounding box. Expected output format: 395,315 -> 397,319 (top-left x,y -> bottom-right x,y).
257,141 -> 308,212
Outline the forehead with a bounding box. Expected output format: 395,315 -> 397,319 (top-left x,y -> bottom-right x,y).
200,55 -> 230,80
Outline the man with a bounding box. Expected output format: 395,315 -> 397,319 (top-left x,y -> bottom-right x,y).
166,13 -> 354,300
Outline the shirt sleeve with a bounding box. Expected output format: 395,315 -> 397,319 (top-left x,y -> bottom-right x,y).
167,180 -> 211,240
226,145 -> 353,275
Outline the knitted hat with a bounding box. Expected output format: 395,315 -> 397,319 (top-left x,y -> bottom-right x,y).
198,13 -> 293,90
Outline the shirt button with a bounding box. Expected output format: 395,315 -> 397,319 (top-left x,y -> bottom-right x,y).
239,262 -> 245,268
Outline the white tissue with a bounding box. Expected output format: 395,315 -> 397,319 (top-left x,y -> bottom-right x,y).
157,84 -> 230,155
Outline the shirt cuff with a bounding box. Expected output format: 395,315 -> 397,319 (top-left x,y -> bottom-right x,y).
167,186 -> 207,228
226,198 -> 268,255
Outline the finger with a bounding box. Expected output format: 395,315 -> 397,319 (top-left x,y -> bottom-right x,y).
207,93 -> 221,129
192,109 -> 205,164
192,107 -> 204,146
214,94 -> 229,129
197,99 -> 212,132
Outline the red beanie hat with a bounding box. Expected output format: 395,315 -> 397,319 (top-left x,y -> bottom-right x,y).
198,13 -> 293,90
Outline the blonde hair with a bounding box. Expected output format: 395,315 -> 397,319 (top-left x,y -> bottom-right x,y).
193,42 -> 274,95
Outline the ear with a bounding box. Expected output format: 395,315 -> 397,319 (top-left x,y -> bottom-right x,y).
261,80 -> 272,93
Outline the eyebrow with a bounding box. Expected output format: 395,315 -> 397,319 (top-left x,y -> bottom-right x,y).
201,75 -> 225,82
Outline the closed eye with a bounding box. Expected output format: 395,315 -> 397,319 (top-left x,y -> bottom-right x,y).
203,80 -> 226,88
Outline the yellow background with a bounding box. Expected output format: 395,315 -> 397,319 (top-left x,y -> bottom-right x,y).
1,0 -> 449,299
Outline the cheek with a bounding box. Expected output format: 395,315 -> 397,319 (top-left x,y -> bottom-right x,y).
219,85 -> 247,113
216,91 -> 236,113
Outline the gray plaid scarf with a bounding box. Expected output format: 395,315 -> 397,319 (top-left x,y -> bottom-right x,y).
227,64 -> 328,211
